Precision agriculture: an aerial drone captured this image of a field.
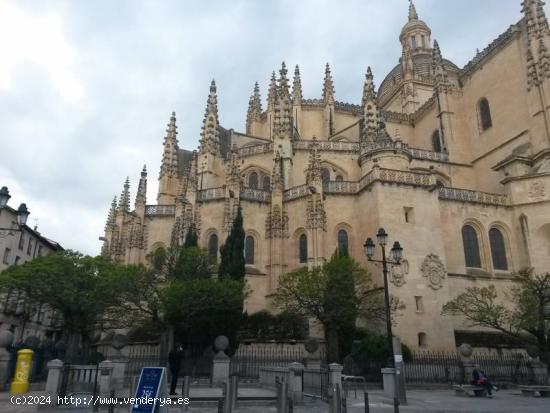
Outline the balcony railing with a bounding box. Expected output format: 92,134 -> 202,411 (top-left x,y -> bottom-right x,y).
197,187 -> 225,202
283,184 -> 311,201
144,205 -> 176,217
438,187 -> 509,206
240,188 -> 271,203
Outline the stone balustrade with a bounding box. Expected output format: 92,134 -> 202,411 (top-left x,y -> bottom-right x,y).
324,181 -> 358,194
240,188 -> 271,203
197,187 -> 226,202
144,205 -> 175,217
409,147 -> 449,162
293,140 -> 360,152
283,184 -> 311,201
234,142 -> 273,158
438,187 -> 509,206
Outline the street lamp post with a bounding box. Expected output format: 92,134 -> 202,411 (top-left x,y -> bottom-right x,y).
0,187 -> 31,234
364,228 -> 403,413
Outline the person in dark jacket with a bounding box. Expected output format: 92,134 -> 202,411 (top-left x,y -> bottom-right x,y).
168,343 -> 184,395
472,365 -> 497,397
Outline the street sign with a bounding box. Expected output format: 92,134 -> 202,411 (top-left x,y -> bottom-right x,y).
130,367 -> 168,413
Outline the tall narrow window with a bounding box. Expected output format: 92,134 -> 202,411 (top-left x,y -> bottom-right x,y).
489,228 -> 508,270
299,234 -> 308,263
3,248 -> 11,264
432,130 -> 442,153
411,36 -> 417,49
262,176 -> 271,191
337,229 -> 349,257
208,234 -> 218,257
245,236 -> 255,265
421,35 -> 426,48
27,239 -> 33,255
321,168 -> 330,187
18,234 -> 24,250
335,175 -> 343,183
478,98 -> 493,131
249,172 -> 258,189
462,225 -> 481,268
418,332 -> 428,348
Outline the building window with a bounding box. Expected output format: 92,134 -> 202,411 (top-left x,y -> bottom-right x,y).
404,207 -> 414,224
415,296 -> 424,313
411,36 -> 417,49
489,228 -> 508,271
432,130 -> 442,153
299,234 -> 308,263
418,332 -> 428,348
337,229 -> 349,257
249,172 -> 258,189
462,225 -> 482,268
3,248 -> 11,264
421,35 -> 426,48
208,234 -> 218,257
18,234 -> 25,250
262,176 -> 271,191
38,245 -> 43,256
14,256 -> 20,265
335,175 -> 343,183
478,98 -> 493,131
321,168 -> 330,187
245,235 -> 255,265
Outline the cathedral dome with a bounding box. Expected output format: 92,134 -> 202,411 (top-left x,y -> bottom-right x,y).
377,54 -> 459,102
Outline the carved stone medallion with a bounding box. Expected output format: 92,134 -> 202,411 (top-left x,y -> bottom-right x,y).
390,259 -> 409,287
420,253 -> 446,290
528,181 -> 546,202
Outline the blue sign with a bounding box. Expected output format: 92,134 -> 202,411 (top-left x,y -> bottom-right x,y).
130,367 -> 167,413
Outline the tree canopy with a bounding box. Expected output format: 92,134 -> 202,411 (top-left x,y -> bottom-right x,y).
219,207 -> 246,279
442,271 -> 550,369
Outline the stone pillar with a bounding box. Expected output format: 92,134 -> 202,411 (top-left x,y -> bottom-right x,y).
212,336 -> 230,385
458,344 -> 474,385
328,363 -> 343,390
0,330 -> 14,391
110,334 -> 128,391
44,359 -> 64,399
288,362 -> 304,404
98,360 -> 114,396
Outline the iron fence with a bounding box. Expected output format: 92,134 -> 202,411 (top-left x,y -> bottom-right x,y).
303,368 -> 330,400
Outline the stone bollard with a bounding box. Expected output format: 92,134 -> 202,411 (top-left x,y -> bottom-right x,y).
44,359 -> 64,399
458,343 -> 474,384
287,362 -> 304,404
98,360 -> 114,397
0,330 -> 14,391
109,334 -> 128,391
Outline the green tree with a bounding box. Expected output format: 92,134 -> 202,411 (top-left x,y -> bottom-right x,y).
272,254 -> 400,362
442,271 -> 550,372
219,207 -> 246,279
0,251 -> 148,362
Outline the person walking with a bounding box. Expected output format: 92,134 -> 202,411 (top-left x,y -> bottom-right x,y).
168,343 -> 184,395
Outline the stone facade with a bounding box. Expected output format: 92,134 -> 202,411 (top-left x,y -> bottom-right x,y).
0,187 -> 63,341
101,1 -> 550,351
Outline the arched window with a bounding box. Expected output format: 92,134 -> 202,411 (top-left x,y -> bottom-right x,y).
262,176 -> 271,191
337,229 -> 349,257
335,175 -> 343,182
321,168 -> 330,187
411,36 -> 417,50
245,236 -> 255,265
249,172 -> 258,189
489,228 -> 508,270
208,234 -> 218,257
478,98 -> 493,131
299,234 -> 308,263
432,130 -> 442,153
418,332 -> 428,348
462,225 -> 481,268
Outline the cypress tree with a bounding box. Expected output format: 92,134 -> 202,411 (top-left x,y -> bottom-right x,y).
219,207 -> 246,279
184,224 -> 198,248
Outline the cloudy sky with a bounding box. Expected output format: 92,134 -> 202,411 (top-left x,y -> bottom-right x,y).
0,0 -> 539,255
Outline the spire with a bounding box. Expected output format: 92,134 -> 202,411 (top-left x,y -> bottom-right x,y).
246,82 -> 262,134
199,80 -> 220,156
267,71 -> 278,108
135,165 -> 147,207
226,148 -> 241,187
522,0 -> 549,40
292,65 -> 303,105
105,196 -> 117,231
278,62 -> 291,100
322,63 -> 335,105
408,0 -> 418,21
159,112 -> 179,179
306,137 -> 322,185
118,177 -> 130,213
362,66 -> 376,105
362,67 -> 379,144
432,40 -> 449,89
538,37 -> 550,78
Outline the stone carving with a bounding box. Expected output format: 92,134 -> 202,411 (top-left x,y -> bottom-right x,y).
265,205 -> 289,239
528,181 -> 546,201
390,259 -> 409,287
421,253 -> 446,290
306,197 -> 327,231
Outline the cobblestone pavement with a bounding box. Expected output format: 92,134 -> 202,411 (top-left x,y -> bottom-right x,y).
1,389 -> 550,413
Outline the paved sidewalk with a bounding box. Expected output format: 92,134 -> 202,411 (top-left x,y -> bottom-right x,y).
1,389 -> 550,412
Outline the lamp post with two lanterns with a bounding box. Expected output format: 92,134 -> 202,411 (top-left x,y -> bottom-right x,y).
363,228 -> 403,413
